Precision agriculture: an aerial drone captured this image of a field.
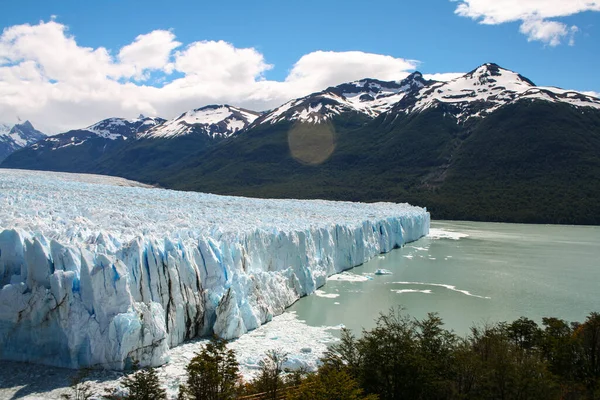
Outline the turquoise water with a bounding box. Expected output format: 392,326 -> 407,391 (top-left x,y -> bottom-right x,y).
288,221 -> 600,336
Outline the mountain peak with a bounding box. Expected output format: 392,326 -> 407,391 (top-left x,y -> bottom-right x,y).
259,74 -> 433,125
195,104 -> 228,110
0,120 -> 45,161
466,63 -> 536,87
392,62 -> 600,123
85,116 -> 163,140
141,104 -> 260,140
406,71 -> 424,79
14,120 -> 34,130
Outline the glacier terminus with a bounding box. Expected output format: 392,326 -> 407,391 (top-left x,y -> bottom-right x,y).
0,169 -> 429,369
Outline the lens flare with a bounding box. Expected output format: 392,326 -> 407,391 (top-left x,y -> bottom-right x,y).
287,122 -> 336,165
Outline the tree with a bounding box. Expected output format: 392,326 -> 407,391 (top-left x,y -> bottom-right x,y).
287,366 -> 378,400
415,313 -> 459,399
178,336 -> 240,400
254,349 -> 288,400
507,317 -> 541,352
322,328 -> 361,376
540,316 -> 580,389
121,366 -> 167,400
574,312 -> 600,397
355,308 -> 423,400
61,369 -> 94,400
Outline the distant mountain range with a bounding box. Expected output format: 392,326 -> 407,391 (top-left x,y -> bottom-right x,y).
0,120 -> 45,162
3,63 -> 600,224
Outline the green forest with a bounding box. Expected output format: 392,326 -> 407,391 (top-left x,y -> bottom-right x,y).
75,309 -> 600,400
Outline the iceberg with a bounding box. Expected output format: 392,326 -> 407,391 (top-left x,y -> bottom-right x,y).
374,269 -> 393,275
0,169 -> 429,369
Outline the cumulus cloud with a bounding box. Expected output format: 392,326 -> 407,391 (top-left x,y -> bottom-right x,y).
118,30 -> 181,80
0,20 -> 428,133
518,19 -> 578,47
285,51 -> 418,89
583,91 -> 600,99
454,0 -> 600,45
423,72 -> 465,82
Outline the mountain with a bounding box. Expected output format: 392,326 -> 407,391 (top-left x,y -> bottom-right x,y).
83,105 -> 262,181
141,105 -> 260,139
1,115 -> 164,173
153,64 -> 600,224
86,115 -> 165,139
0,120 -> 45,162
3,63 -> 600,224
389,63 -> 600,121
255,73 -> 428,125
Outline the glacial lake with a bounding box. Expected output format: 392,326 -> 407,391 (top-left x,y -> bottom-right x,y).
288,221 -> 600,336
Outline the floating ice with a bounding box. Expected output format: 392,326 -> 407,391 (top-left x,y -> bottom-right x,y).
0,169 -> 429,369
427,229 -> 469,240
327,272 -> 372,282
374,269 -> 393,275
390,289 -> 432,294
314,290 -> 340,299
389,282 -> 490,299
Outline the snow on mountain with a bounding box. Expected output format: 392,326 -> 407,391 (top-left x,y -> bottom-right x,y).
86,115 -> 165,140
141,105 -> 261,139
27,115 -> 166,152
0,121 -> 46,161
397,63 -> 600,121
258,73 -> 429,125
0,169 -> 430,369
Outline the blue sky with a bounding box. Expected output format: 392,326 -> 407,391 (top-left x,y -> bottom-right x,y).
0,0 -> 599,132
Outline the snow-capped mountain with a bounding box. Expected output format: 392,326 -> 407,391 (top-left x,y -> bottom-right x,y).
392,63 -> 600,122
28,115 -> 165,152
141,105 -> 261,139
86,115 -> 166,140
257,73 -> 429,125
0,120 -> 45,161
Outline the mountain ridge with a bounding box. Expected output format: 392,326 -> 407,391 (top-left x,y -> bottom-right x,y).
0,120 -> 45,162
3,62 -> 600,224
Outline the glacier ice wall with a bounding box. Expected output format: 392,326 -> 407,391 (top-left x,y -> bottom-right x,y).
0,169 -> 429,369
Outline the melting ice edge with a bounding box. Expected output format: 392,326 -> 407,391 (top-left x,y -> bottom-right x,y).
0,169 -> 429,369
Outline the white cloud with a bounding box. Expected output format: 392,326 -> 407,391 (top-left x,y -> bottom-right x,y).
285,51 -> 418,89
174,40 -> 272,83
519,19 -> 571,46
454,0 -> 600,45
118,30 -> 181,80
0,20 -> 428,133
583,91 -> 600,99
423,72 -> 464,82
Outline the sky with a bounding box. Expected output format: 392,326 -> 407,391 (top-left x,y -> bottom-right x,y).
0,0 -> 599,133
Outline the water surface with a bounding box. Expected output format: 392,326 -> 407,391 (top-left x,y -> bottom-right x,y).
289,221 -> 600,335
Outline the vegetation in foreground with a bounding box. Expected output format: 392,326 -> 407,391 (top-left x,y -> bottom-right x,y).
69,309 -> 600,400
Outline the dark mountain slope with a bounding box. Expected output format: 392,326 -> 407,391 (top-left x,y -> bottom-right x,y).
0,121 -> 45,162
1,116 -> 164,172
3,64 -> 600,224
418,100 -> 600,224
152,100 -> 600,225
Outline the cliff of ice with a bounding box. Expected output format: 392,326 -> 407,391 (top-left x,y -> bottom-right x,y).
0,169 -> 429,369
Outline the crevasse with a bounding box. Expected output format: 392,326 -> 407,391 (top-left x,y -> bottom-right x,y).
0,169 -> 430,369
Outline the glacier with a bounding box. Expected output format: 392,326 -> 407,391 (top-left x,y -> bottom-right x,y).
0,169 -> 429,370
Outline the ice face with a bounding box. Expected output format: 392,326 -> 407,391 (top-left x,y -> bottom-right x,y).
0,169 -> 430,369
